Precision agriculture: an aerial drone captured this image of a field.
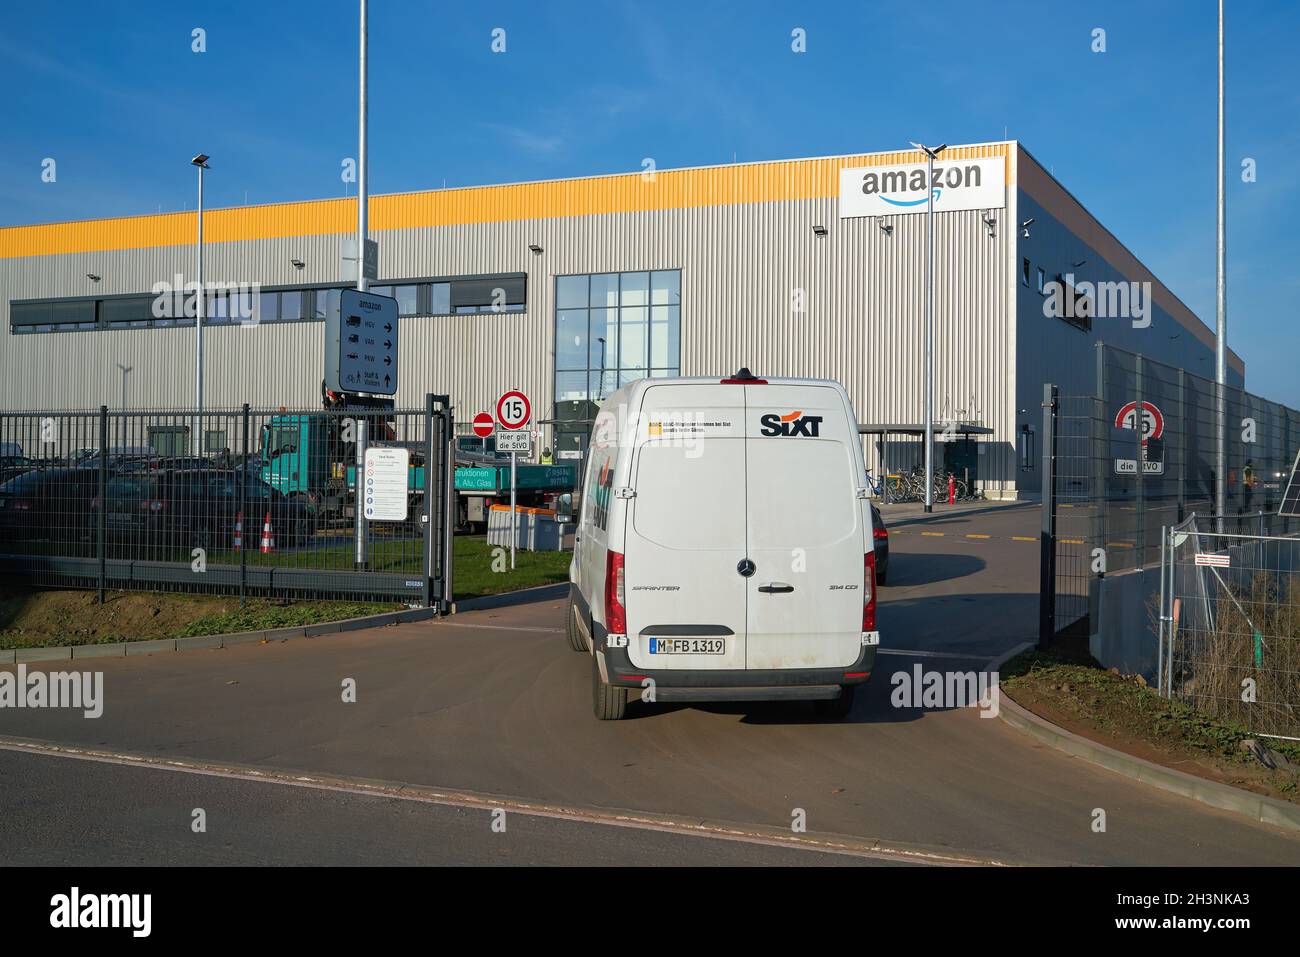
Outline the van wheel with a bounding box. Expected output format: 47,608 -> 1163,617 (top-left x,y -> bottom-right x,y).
566,596 -> 587,652
592,655 -> 627,720
814,686 -> 856,719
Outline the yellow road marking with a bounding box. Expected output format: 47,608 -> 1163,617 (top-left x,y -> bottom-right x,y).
1011,536 -> 1037,542
921,532 -> 945,537
965,534 -> 991,539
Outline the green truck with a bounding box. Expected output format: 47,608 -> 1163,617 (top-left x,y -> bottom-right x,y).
260,413 -> 425,520
259,413 -> 576,531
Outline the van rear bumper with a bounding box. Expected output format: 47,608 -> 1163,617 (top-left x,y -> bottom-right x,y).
601,647 -> 876,690
572,583 -> 876,691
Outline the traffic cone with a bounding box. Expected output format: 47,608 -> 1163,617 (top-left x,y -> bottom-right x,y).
233,511 -> 243,551
260,511 -> 276,553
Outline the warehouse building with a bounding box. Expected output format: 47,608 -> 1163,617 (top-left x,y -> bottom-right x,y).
0,141 -> 1243,497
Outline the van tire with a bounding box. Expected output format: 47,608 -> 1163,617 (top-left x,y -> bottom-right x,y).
592,655 -> 628,720
814,685 -> 856,719
566,597 -> 587,652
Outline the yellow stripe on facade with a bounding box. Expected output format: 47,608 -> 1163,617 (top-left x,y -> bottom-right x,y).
0,145 -> 1011,260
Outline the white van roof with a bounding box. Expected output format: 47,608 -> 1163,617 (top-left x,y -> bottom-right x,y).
603,373 -> 851,405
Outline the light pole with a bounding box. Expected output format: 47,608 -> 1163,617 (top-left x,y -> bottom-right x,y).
116,363 -> 132,445
596,336 -> 607,399
910,140 -> 946,512
115,363 -> 132,409
353,0 -> 369,569
191,153 -> 209,456
1214,0 -> 1227,532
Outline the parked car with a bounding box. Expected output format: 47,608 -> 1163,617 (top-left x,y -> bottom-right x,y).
0,457 -> 39,485
94,468 -> 311,550
870,502 -> 890,585
569,370 -> 880,720
0,467 -> 102,542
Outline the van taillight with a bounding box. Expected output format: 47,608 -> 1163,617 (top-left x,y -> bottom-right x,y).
863,552 -> 877,632
605,549 -> 627,636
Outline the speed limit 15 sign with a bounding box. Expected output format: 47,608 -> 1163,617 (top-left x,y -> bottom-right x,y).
496,390 -> 531,431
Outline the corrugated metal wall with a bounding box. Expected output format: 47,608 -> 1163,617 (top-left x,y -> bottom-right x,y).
0,189 -> 1018,489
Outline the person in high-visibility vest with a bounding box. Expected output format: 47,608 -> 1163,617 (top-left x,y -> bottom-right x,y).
540,447 -> 554,465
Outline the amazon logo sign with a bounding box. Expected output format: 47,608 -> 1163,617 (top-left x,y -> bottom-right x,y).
838,156 -> 1004,220
760,410 -> 823,438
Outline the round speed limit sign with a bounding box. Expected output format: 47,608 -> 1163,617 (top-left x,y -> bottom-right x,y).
496,390 -> 531,430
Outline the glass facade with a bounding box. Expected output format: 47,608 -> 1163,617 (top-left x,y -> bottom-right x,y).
553,270 -> 680,404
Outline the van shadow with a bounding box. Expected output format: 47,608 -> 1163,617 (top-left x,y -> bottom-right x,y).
884,552 -> 985,587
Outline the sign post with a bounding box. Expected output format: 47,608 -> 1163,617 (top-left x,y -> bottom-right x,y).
496,390 -> 531,570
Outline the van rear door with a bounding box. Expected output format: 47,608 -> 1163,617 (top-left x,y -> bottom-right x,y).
744,384 -> 864,670
623,384 -> 748,671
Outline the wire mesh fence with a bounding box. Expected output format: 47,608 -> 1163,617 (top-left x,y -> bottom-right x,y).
0,398 -> 452,606
1044,344 -> 1300,638
1161,518 -> 1300,740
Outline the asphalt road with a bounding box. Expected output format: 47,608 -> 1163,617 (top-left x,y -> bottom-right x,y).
3,503 -> 1298,866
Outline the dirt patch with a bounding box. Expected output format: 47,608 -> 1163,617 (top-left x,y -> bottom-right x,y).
0,589 -> 395,649
1002,647 -> 1300,806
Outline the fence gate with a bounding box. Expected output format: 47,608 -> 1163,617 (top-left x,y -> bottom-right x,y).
0,394 -> 454,612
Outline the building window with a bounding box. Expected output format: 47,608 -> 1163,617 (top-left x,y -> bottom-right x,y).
371,284 -> 421,316
430,283 -> 451,315
280,290 -> 303,321
1022,258 -> 1031,287
1052,273 -> 1092,332
257,291 -> 279,323
1018,426 -> 1035,471
1036,268 -> 1045,294
554,270 -> 680,405
9,273 -> 526,334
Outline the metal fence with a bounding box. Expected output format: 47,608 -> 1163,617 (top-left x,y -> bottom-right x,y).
1041,343 -> 1300,641
0,396 -> 453,608
1159,517 -> 1300,740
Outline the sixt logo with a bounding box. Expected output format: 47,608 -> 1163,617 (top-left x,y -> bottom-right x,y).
760,411 -> 823,437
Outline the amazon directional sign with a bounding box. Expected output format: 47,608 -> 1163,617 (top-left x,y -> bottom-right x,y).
326,288 -> 399,396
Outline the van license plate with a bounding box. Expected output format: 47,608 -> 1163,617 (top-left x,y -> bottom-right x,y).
649,637 -> 725,655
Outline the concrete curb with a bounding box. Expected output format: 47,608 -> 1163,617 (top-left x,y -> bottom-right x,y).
991,643 -> 1300,834
450,582 -> 569,614
0,606 -> 439,663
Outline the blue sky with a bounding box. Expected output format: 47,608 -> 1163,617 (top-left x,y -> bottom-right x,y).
2,0 -> 1297,404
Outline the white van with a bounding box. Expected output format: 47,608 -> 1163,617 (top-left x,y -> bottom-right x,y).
567,369 -> 880,720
